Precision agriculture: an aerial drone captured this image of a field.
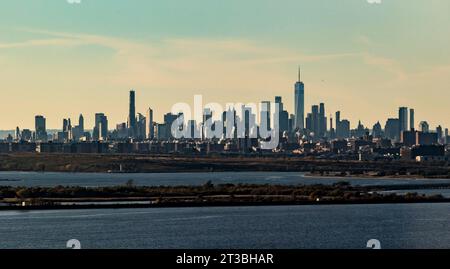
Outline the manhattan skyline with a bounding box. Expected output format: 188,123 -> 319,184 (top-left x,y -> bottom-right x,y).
0,0 -> 449,129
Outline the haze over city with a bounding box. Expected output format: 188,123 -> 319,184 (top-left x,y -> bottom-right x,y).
0,0 -> 449,130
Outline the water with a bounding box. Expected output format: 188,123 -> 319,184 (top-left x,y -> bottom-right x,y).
0,203 -> 449,249
0,171 -> 449,187
380,189 -> 450,198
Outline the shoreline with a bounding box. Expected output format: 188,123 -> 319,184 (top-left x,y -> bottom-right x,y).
301,173 -> 450,180
2,183 -> 449,211
2,198 -> 450,211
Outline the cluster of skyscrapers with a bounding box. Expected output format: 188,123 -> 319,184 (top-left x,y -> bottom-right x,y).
3,68 -> 449,156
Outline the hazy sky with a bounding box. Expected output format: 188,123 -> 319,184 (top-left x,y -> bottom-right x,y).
0,0 -> 449,130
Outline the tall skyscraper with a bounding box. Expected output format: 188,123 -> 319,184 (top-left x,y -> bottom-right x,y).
335,111 -> 341,137
128,90 -> 136,138
63,119 -> 69,132
79,114 -> 84,134
319,103 -> 326,137
288,114 -> 295,133
35,115 -> 47,141
260,101 -> 271,130
309,105 -> 319,137
294,67 -> 305,131
147,108 -> 154,140
445,128 -> 449,144
275,96 -> 283,111
275,96 -> 288,133
15,127 -> 21,141
164,113 -> 178,139
399,107 -> 408,136
94,113 -> 108,141
339,119 -> 351,139
136,113 -> 147,141
410,109 -> 415,131
437,125 -> 443,143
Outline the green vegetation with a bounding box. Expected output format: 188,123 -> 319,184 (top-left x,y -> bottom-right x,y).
1,182 -> 447,208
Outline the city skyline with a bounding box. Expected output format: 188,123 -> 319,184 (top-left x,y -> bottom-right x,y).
4,85 -> 448,143
1,1 -> 450,129
0,77 -> 447,135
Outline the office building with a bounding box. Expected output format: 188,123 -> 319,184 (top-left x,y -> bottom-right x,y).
128,90 -> 137,138
35,115 -> 47,142
437,125 -> 443,144
399,107 -> 408,136
93,113 -> 108,141
319,103 -> 326,137
385,118 -> 400,142
416,132 -> 438,145
410,109 -> 415,131
136,113 -> 147,141
372,122 -> 383,138
294,68 -> 305,131
260,101 -> 271,131
420,121 -> 429,133
147,108 -> 154,140
79,114 -> 84,134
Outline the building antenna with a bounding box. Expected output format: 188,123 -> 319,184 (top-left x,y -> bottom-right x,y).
298,66 -> 301,82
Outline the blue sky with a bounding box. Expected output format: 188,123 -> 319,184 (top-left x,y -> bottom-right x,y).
0,0 -> 449,129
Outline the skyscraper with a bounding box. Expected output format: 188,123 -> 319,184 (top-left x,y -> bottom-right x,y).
275,96 -> 283,111
136,113 -> 147,141
79,114 -> 84,134
275,96 -> 289,133
71,114 -> 85,142
147,108 -> 154,140
128,90 -> 136,138
15,127 -> 20,141
294,67 -> 305,131
437,125 -> 443,143
164,113 -> 178,139
340,119 -> 351,139
35,115 -> 47,141
307,105 -> 319,137
63,119 -> 69,132
94,113 -> 108,141
335,111 -> 341,137
420,121 -> 429,133
319,103 -> 326,137
372,122 -> 383,138
399,107 -> 408,136
410,109 -> 415,131
385,118 -> 400,141
260,101 -> 271,131
445,128 -> 449,145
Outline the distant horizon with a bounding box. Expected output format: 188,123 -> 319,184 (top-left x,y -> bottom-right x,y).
1,1 -> 449,130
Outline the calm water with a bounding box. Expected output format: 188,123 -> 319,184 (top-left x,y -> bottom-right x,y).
1,171 -> 450,187
0,203 -> 449,249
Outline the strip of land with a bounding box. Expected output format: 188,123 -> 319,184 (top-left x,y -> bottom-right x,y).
1,182 -> 449,210
0,153 -> 449,178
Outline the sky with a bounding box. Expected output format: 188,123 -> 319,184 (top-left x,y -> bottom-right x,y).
0,0 -> 449,130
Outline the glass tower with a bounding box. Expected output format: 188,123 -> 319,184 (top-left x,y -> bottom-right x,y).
294,68 -> 305,131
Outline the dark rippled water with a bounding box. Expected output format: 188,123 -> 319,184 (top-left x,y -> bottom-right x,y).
0,203 -> 449,249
